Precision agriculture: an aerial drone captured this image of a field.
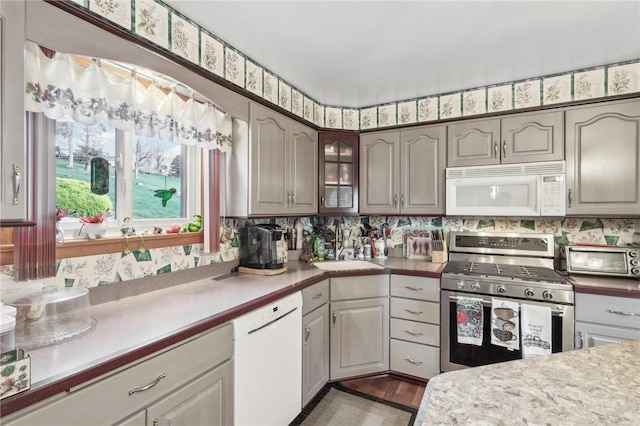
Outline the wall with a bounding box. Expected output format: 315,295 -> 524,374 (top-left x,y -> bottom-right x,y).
0,216 -> 635,289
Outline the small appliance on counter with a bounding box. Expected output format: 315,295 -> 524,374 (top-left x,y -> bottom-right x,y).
563,244 -> 640,278
238,223 -> 286,275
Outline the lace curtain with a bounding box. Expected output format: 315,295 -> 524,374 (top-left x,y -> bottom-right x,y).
23,41 -> 232,151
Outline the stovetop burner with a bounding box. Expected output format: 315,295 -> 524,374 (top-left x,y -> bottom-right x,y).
443,261 -> 567,284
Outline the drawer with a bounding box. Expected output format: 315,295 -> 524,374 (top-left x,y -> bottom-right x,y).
390,298 -> 439,324
575,293 -> 640,330
6,324 -> 233,426
331,275 -> 389,300
390,339 -> 439,380
303,279 -> 329,315
390,275 -> 439,302
390,318 -> 439,346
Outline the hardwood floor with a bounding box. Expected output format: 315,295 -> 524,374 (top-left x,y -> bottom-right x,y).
339,374 -> 427,410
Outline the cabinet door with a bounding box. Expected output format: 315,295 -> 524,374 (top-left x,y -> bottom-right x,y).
289,120 -> 318,215
250,103 -> 289,215
302,304 -> 330,406
330,298 -> 390,380
500,110 -> 564,164
565,99 -> 640,215
146,360 -> 233,426
0,1 -> 27,222
319,132 -> 359,215
447,118 -> 500,167
575,322 -> 640,349
400,125 -> 446,215
359,131 -> 400,214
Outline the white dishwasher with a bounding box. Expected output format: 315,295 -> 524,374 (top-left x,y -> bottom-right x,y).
233,291 -> 302,426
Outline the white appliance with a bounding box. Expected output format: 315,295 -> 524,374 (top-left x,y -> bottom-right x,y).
446,161 -> 565,217
233,292 -> 302,426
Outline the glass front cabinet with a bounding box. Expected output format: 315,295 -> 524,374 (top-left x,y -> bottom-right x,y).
318,132 -> 359,215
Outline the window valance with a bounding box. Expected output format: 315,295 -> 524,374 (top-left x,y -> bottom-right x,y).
24,41 -> 232,151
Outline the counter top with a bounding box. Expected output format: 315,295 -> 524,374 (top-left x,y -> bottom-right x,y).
1,258 -> 442,416
415,340 -> 640,425
565,273 -> 640,298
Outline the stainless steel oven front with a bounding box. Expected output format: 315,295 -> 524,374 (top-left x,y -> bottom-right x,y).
440,289 -> 575,372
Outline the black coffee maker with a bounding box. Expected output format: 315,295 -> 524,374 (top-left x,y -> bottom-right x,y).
239,224 -> 284,269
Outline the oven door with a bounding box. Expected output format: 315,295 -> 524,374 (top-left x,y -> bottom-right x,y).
440,290 -> 574,372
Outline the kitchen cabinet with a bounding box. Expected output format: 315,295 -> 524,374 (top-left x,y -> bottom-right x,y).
447,110 -> 564,167
0,0 -> 27,223
318,132 -> 359,215
3,324 -> 234,426
389,275 -> 440,379
360,124 -> 446,215
250,102 -> 317,216
301,280 -> 330,407
574,292 -> 640,350
329,275 -> 389,380
565,98 -> 640,216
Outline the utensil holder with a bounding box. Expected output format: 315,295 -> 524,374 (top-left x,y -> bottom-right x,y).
431,240 -> 448,263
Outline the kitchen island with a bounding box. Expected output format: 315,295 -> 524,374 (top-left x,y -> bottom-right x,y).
415,340 -> 640,425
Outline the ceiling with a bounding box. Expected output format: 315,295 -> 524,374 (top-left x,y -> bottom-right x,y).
164,1 -> 640,108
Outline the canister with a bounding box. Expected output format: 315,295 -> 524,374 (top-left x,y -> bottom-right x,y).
1,315 -> 16,353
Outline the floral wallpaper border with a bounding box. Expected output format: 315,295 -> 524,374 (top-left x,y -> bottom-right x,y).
68,0 -> 639,131
1,216 -> 635,289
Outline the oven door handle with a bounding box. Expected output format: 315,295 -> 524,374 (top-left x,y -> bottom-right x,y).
447,295 -> 567,315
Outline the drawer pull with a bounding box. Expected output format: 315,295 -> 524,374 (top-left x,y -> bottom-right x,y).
607,309 -> 640,317
304,325 -> 310,343
404,286 -> 423,291
404,330 -> 423,336
129,373 -> 166,395
311,293 -> 323,299
405,309 -> 423,315
405,358 -> 423,365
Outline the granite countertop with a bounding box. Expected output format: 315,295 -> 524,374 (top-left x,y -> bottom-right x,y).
415,340 -> 640,425
1,258 -> 442,415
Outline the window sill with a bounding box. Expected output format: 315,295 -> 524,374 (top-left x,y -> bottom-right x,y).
1,232 -> 204,265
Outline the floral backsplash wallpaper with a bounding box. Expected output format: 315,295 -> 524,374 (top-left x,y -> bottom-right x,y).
0,216 -> 636,290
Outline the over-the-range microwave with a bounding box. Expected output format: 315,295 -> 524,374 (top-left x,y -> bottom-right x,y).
446,161 -> 565,217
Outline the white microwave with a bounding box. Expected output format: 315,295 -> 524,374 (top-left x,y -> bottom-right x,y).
446,161 -> 565,217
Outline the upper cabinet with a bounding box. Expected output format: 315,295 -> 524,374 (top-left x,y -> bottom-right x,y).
360,124 -> 446,215
318,132 -> 358,215
447,110 -> 564,167
565,98 -> 640,216
0,1 -> 27,223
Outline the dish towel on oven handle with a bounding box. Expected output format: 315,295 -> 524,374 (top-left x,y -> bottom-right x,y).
521,304 -> 552,358
491,298 -> 520,350
456,297 -> 483,346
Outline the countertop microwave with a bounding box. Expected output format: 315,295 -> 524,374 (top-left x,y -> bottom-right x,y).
446,161 -> 565,217
565,245 -> 640,278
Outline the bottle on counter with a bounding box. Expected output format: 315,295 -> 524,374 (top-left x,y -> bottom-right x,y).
295,220 -> 303,250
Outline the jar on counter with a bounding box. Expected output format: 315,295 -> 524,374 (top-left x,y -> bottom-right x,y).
1,315 -> 16,353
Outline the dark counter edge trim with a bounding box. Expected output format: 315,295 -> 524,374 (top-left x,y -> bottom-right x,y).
0,266 -> 440,415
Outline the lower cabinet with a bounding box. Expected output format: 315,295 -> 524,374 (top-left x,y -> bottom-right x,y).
3,324 -> 233,426
574,293 -> 640,349
302,280 -> 330,407
389,275 -> 440,379
330,275 -> 390,380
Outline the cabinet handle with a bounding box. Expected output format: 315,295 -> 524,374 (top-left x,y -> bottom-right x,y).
607,309 -> 640,317
404,309 -> 423,315
153,419 -> 159,426
129,373 -> 166,395
401,194 -> 405,209
404,330 -> 423,336
502,141 -> 507,158
321,195 -> 325,207
304,325 -> 310,343
575,331 -> 583,349
12,165 -> 21,205
287,192 -> 292,207
311,292 -> 323,299
291,193 -> 296,206
567,189 -> 573,208
404,286 -> 423,291
332,310 -> 337,327
394,194 -> 398,208
404,358 -> 423,365
493,141 -> 498,158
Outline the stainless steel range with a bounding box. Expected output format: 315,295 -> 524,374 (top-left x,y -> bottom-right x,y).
440,232 -> 574,372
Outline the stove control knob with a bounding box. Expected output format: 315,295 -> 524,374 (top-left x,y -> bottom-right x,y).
471,282 -> 480,291
456,281 -> 466,289
497,285 -> 507,294
542,290 -> 554,300
525,288 -> 535,298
